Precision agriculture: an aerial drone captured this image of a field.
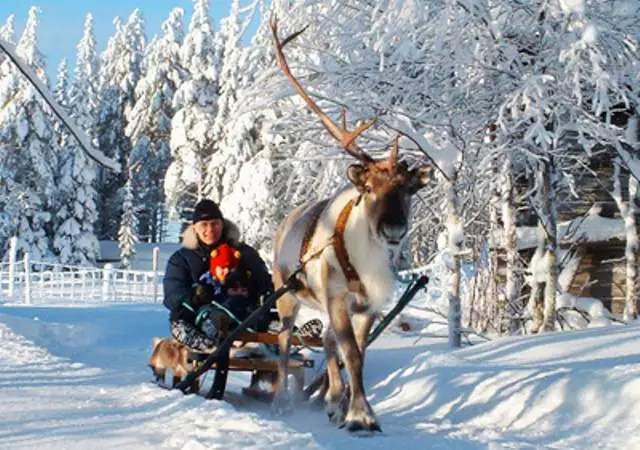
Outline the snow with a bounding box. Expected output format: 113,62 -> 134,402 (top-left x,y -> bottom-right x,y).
98,240 -> 180,270
1,297 -> 639,449
560,0 -> 584,15
515,215 -> 626,250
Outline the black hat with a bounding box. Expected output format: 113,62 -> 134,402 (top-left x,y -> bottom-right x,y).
193,199 -> 223,223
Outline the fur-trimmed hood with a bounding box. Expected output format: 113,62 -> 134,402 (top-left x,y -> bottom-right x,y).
182,219 -> 242,250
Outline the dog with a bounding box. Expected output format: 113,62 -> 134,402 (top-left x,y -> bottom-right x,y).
148,337 -> 192,387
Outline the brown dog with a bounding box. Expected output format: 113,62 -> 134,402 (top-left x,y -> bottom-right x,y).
148,337 -> 192,387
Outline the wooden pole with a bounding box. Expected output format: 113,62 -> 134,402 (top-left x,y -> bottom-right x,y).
7,236 -> 16,299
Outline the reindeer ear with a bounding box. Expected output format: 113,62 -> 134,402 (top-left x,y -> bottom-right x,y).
409,165 -> 432,193
347,164 -> 367,189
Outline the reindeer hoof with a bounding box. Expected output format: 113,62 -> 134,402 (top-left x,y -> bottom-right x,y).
341,419 -> 382,434
340,408 -> 381,434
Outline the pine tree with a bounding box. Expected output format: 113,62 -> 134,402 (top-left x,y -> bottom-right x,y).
96,10 -> 146,240
204,0 -> 242,203
70,14 -> 100,145
0,14 -> 14,41
0,14 -> 18,253
51,15 -> 101,266
166,0 -> 219,224
118,178 -> 138,268
9,7 -> 57,261
126,8 -> 185,243
215,5 -> 284,253
0,14 -> 15,67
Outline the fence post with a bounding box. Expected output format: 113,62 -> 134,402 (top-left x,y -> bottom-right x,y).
23,252 -> 31,305
152,246 -> 160,303
7,236 -> 16,299
102,263 -> 113,302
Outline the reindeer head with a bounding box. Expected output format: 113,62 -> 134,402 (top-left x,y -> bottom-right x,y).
271,20 -> 432,247
347,152 -> 431,245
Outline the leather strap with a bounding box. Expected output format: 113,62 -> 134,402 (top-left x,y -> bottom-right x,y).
300,200 -> 329,262
334,199 -> 362,293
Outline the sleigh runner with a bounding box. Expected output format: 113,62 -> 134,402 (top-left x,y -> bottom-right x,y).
149,274 -> 428,402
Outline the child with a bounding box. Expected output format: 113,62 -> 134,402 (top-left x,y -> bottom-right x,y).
193,243 -> 247,340
195,242 -> 324,342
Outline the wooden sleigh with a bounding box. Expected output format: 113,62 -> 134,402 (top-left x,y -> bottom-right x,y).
187,324 -> 323,402
160,274 -> 428,403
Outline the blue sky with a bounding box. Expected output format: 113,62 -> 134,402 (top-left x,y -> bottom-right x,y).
1,1 -> 252,82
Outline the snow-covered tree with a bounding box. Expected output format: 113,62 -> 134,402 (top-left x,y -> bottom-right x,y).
0,14 -> 19,254
118,177 -> 138,268
96,10 -> 146,240
8,7 -> 58,261
166,0 -> 219,223
70,14 -> 100,144
51,14 -> 101,266
126,8 -> 185,242
0,14 -> 15,67
204,0 -> 243,203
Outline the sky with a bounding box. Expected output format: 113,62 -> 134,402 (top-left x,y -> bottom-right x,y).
1,1 -> 256,82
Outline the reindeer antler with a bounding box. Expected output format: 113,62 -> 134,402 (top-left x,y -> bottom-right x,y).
271,18 -> 375,165
374,135 -> 400,172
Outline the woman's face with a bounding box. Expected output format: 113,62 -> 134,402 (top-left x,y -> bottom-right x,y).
194,219 -> 224,246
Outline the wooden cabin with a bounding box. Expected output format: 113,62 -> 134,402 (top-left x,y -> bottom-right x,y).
514,221 -> 628,315
511,145 -> 636,316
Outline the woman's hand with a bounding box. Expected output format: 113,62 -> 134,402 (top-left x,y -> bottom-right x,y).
227,287 -> 249,297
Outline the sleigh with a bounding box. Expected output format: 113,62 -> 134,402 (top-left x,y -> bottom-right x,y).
157,273 -> 428,402
187,326 -> 323,402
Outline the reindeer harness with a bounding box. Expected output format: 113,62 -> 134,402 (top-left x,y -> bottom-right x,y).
298,197 -> 363,294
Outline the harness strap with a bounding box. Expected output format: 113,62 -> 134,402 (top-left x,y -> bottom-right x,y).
299,199 -> 329,262
295,197 -> 363,294
334,198 -> 363,294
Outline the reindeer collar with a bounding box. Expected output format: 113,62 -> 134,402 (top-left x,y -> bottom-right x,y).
334,198 -> 363,294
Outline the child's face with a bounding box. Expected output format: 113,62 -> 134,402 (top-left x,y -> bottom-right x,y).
214,265 -> 232,283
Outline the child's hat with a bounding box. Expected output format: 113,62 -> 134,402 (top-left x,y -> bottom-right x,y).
209,243 -> 241,272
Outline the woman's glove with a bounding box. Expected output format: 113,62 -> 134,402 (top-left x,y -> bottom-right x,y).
196,304 -> 220,340
192,283 -> 216,308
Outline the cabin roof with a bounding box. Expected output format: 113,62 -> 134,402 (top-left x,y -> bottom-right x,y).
512,215 -> 626,250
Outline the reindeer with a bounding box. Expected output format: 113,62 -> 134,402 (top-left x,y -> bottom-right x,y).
270,21 -> 432,433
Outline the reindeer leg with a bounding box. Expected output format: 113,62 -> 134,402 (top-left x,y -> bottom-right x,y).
352,312 -> 375,360
324,324 -> 347,425
327,295 -> 381,433
338,312 -> 375,407
272,292 -> 300,415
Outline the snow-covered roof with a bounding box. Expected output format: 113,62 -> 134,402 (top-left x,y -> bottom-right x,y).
98,241 -> 181,271
515,216 -> 626,250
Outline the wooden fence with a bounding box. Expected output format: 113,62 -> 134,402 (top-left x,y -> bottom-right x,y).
0,237 -> 163,305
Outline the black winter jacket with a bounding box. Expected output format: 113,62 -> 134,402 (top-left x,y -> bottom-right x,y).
163,220 -> 274,323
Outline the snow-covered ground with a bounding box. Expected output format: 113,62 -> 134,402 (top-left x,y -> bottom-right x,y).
0,300 -> 639,449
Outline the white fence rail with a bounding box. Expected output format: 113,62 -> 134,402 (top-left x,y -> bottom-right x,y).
0,241 -> 163,305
